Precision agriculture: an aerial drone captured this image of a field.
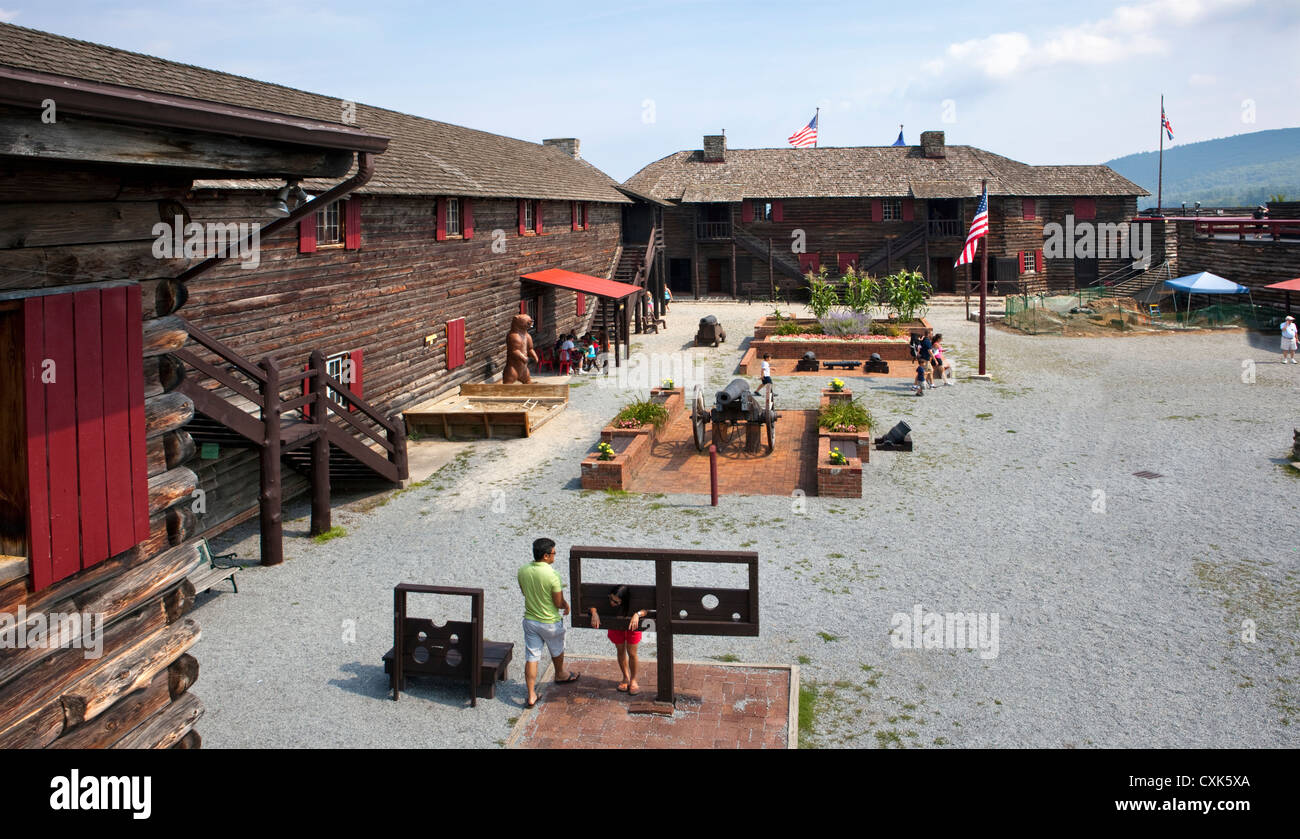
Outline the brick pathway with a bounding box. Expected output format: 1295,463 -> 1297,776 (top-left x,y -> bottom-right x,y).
510,657 -> 792,749
628,409 -> 818,496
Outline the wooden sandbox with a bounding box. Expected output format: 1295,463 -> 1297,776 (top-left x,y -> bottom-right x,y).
403,383 -> 569,439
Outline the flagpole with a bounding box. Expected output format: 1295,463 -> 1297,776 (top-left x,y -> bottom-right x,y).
1157,95 -> 1164,215
978,178 -> 988,376
814,107 -> 819,148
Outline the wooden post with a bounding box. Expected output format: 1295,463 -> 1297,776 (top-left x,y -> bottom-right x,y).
693,236 -> 700,300
731,238 -> 737,297
388,415 -> 409,481
709,443 -> 719,506
768,238 -> 774,300
654,558 -> 674,705
258,356 -> 284,567
308,350 -> 330,537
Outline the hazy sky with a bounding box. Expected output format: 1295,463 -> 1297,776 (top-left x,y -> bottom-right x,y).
4,0 -> 1298,181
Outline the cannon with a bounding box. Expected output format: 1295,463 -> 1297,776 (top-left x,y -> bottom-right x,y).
691,378 -> 778,453
795,351 -> 819,372
694,315 -> 727,347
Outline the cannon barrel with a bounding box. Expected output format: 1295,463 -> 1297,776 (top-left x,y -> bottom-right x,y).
699,315 -> 718,326
715,378 -> 751,410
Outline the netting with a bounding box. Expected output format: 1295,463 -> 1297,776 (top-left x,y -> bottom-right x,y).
1002,294 -> 1286,335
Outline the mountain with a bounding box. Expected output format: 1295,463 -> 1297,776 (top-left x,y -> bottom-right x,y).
1102,127 -> 1300,209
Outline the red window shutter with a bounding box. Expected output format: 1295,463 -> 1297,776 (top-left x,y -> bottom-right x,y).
1075,198 -> 1095,220
837,253 -> 856,272
799,253 -> 820,273
871,199 -> 882,222
299,213 -> 317,253
1022,198 -> 1036,220
344,197 -> 361,250
571,202 -> 579,231
902,199 -> 914,222
447,318 -> 466,370
582,203 -> 589,230
535,201 -> 544,235
463,199 -> 474,240
577,293 -> 586,316
1036,249 -> 1045,273
518,199 -> 526,235
1018,251 -> 1026,273
348,349 -> 363,410
741,201 -> 754,224
436,198 -> 447,241
22,286 -> 147,591
773,200 -> 784,222
520,300 -> 528,314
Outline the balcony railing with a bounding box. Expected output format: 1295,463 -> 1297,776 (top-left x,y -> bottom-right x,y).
696,221 -> 732,240
927,219 -> 962,237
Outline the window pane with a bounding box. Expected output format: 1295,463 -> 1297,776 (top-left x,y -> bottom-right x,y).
447,198 -> 460,235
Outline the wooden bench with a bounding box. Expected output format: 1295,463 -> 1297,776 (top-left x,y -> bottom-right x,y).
382,584 -> 513,706
188,539 -> 239,595
822,360 -> 862,371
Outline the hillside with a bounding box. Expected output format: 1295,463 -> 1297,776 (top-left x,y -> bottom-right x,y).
1103,127 -> 1300,209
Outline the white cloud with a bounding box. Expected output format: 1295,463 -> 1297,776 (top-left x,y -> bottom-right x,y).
932,0 -> 1255,79
0,8 -> 19,22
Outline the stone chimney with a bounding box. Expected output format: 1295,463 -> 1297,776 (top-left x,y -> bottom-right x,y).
920,131 -> 946,159
702,134 -> 726,162
543,138 -> 581,159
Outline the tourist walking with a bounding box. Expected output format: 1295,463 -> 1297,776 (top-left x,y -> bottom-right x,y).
932,333 -> 954,385
1282,315 -> 1298,364
518,538 -> 580,708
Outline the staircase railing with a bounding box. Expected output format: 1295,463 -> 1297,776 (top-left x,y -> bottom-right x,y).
732,224 -> 804,280
860,225 -> 927,276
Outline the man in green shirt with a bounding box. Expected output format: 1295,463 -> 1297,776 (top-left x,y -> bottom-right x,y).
518,538 -> 580,707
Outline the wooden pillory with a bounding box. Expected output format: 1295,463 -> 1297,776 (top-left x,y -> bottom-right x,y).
569,546 -> 759,714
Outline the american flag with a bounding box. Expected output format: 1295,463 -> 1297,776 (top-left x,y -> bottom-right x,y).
1161,107 -> 1174,140
955,188 -> 988,266
788,113 -> 818,148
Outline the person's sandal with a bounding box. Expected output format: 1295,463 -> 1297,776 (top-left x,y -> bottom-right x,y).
555,672 -> 581,684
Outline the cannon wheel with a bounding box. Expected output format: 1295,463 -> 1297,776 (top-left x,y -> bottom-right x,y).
691,385 -> 708,451
764,387 -> 777,453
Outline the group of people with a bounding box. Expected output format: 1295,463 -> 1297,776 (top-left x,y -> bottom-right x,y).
910,328 -> 954,395
554,333 -> 601,375
517,538 -> 649,708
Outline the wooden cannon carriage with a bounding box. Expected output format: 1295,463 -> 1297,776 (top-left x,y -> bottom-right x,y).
690,378 -> 778,453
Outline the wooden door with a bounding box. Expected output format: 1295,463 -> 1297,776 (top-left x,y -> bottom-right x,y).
707,259 -> 727,294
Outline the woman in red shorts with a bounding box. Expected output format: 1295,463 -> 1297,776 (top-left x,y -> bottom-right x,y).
588,585 -> 650,695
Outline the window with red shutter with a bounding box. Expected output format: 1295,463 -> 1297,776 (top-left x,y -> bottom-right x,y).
8,285 -> 149,591
1022,198 -> 1037,220
581,203 -> 589,230
772,200 -> 783,222
571,202 -> 579,231
902,199 -> 914,222
436,198 -> 447,241
870,199 -> 883,223
1036,249 -> 1045,274
518,200 -> 527,235
1074,198 -> 1096,220
447,318 -> 466,370
1018,251 -> 1026,273
742,201 -> 754,224
576,293 -> 585,317
534,201 -> 544,235
837,253 -> 857,273
799,253 -> 821,273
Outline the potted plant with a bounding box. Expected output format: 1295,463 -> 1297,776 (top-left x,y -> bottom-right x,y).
828,447 -> 849,466
828,378 -> 846,393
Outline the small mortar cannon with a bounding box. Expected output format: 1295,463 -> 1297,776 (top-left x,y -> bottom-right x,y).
691,378 -> 777,453
695,315 -> 727,347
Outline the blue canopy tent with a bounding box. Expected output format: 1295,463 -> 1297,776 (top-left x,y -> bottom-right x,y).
1162,271 -> 1252,324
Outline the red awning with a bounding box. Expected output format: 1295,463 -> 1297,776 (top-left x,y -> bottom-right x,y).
521,268 -> 642,300
1263,278 -> 1300,292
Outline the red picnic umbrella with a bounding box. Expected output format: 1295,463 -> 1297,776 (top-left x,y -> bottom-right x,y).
1262,277 -> 1300,316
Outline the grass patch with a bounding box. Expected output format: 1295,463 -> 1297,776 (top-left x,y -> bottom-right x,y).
711,653 -> 741,662
603,488 -> 631,500
798,683 -> 819,748
312,526 -> 347,543
975,412 -> 992,419
817,631 -> 840,643
797,655 -> 812,665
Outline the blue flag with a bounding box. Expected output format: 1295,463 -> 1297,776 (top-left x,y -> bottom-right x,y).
891,128 -> 905,146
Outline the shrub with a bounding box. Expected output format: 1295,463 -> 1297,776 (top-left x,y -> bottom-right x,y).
615,397 -> 669,428
818,400 -> 874,431
819,310 -> 871,336
806,266 -> 838,320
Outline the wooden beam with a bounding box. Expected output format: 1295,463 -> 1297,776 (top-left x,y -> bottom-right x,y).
0,111 -> 355,178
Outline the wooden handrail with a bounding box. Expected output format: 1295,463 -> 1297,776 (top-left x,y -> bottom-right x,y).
172,347 -> 264,407
319,371 -> 401,439
175,316 -> 266,383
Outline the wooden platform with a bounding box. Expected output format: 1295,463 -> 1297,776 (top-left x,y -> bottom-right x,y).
403,383 -> 569,439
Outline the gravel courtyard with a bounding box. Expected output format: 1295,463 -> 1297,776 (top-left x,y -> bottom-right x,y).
192,299 -> 1299,748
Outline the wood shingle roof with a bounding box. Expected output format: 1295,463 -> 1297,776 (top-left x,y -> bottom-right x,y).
0,23 -> 629,203
625,145 -> 1147,201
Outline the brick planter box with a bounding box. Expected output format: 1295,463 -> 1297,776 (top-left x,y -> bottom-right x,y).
753,315 -> 931,342
585,389 -> 684,491
816,430 -> 871,497
739,320 -> 930,374
821,388 -> 852,405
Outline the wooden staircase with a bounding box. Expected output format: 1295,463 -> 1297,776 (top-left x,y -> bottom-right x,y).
859,225 -> 928,276
733,224 -> 804,280
171,317 -> 408,564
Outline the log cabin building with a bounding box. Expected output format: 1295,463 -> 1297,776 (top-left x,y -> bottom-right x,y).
624,131 -> 1148,298
0,31 -> 394,748
0,24 -> 657,544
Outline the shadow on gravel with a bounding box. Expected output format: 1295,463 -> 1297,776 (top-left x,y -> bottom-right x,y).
328,661 -> 511,709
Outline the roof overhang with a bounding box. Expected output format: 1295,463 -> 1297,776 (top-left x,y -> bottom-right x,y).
0,65 -> 390,154
521,268 -> 642,300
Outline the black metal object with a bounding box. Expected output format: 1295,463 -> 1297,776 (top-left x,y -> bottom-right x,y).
864,353 -> 889,374
822,360 -> 861,370
691,379 -> 778,453
694,315 -> 727,346
795,351 -> 819,372
874,420 -> 913,451
569,546 -> 759,708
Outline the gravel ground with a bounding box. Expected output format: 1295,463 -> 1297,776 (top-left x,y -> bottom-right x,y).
192,299 -> 1299,748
